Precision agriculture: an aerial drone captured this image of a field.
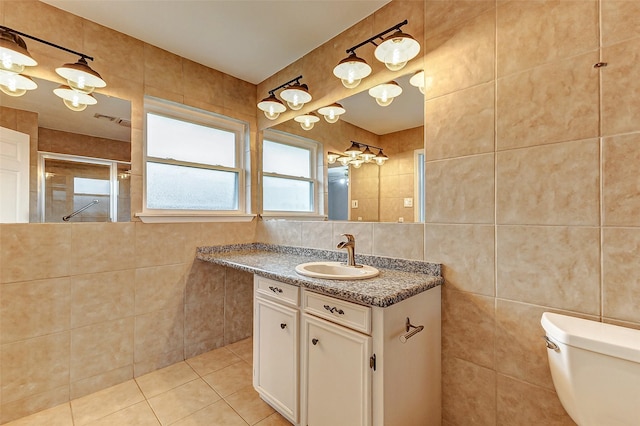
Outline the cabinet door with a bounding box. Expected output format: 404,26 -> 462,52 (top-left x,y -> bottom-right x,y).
254,296 -> 299,423
302,314 -> 372,426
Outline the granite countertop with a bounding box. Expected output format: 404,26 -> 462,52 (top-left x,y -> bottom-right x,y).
196,243 -> 443,308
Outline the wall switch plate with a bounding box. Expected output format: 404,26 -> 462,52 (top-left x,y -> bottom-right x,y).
398,217 -> 404,223
352,200 -> 358,208
404,198 -> 413,207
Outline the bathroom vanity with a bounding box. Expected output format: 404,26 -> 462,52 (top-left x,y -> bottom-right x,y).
197,244 -> 443,426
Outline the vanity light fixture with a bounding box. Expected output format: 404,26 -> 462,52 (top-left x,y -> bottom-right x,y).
374,21 -> 421,72
331,141 -> 389,167
332,52 -> 372,89
257,93 -> 286,120
257,75 -> 312,119
0,25 -> 107,111
294,111 -> 320,130
368,81 -> 402,106
333,19 -> 419,88
409,70 -> 425,94
317,102 -> 346,123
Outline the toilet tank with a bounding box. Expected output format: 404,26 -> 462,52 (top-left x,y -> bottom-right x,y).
541,312 -> 640,426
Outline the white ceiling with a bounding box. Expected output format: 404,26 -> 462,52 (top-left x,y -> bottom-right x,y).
41,0 -> 390,85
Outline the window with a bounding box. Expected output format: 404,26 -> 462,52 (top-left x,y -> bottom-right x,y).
142,97 -> 251,221
262,130 -> 320,216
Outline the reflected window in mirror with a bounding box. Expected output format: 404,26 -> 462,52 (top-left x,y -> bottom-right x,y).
262,130 -> 321,217
143,97 -> 248,215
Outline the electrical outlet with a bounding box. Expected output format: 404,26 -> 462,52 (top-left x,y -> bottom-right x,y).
398,217 -> 404,223
352,200 -> 358,208
403,198 -> 413,207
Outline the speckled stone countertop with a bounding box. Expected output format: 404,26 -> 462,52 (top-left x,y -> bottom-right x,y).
196,243 -> 443,308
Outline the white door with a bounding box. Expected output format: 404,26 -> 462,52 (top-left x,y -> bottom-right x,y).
0,126 -> 30,223
254,296 -> 299,423
302,314 -> 372,426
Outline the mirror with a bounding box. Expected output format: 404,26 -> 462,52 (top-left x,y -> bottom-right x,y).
0,77 -> 132,223
272,72 -> 424,222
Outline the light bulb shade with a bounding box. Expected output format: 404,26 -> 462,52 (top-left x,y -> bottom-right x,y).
360,146 -> 376,162
409,70 -> 425,94
337,156 -> 352,166
0,70 -> 37,96
374,149 -> 389,165
294,112 -> 319,130
327,152 -> 341,164
368,81 -> 402,107
351,159 -> 364,168
0,30 -> 37,69
56,57 -> 106,94
374,30 -> 420,71
53,85 -> 97,111
257,93 -> 286,120
317,102 -> 346,123
332,53 -> 372,89
344,141 -> 362,157
280,83 -> 311,110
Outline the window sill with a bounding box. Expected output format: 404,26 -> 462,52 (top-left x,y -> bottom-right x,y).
135,212 -> 257,223
259,213 -> 327,221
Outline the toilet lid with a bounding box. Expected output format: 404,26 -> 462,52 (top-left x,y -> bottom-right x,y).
541,312 -> 640,364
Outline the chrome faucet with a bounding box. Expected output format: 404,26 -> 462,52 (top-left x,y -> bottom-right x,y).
337,233 -> 358,267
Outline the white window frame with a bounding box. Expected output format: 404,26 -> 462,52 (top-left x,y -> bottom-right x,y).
138,96 -> 254,223
261,129 -> 324,220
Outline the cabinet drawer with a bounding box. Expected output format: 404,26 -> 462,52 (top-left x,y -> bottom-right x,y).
255,276 -> 299,306
302,290 -> 371,334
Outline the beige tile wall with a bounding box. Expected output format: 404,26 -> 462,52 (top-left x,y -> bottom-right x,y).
0,1 -> 257,423
423,0 -> 640,424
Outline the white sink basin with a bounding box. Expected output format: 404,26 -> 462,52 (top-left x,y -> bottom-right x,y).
295,261 -> 379,280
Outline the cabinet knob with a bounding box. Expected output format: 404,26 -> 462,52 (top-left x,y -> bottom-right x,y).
312,338 -> 319,346
280,323 -> 287,329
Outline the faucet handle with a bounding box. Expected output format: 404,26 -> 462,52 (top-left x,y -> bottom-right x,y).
341,233 -> 355,242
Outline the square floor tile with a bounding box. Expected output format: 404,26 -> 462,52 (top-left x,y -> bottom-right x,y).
185,347 -> 242,376
136,361 -> 199,399
147,379 -> 220,425
202,362 -> 252,397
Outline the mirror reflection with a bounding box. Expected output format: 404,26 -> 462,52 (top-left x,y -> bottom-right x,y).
0,77 -> 131,223
273,72 -> 424,222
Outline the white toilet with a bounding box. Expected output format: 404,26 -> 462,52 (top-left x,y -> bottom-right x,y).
540,312 -> 640,426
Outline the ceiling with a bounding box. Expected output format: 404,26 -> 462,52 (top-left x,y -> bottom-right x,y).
41,0 -> 390,85
38,0 -> 424,135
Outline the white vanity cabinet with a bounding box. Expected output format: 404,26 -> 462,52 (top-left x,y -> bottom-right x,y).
253,277 -> 300,423
253,275 -> 442,426
301,292 -> 372,426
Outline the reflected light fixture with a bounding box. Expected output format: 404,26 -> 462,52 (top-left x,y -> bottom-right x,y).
53,85 -> 97,111
409,70 -> 425,94
317,102 -> 346,123
0,25 -> 106,110
331,141 -> 389,167
294,112 -> 320,130
0,71 -> 37,96
257,75 -> 312,119
368,81 -> 402,106
333,20 -> 419,88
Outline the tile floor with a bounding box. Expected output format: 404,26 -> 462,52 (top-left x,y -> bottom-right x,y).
5,338 -> 292,426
